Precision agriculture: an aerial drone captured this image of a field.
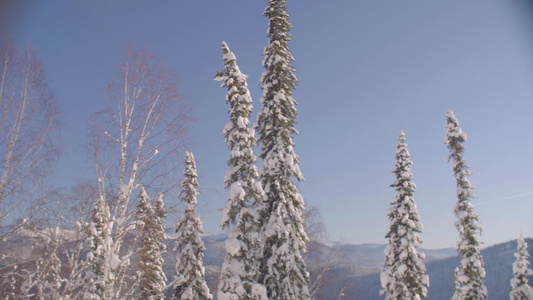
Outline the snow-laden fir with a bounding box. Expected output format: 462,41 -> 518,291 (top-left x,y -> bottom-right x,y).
86,195 -> 113,300
255,0 -> 310,299
173,152 -> 213,300
381,129 -> 429,300
510,234 -> 533,300
445,110 -> 488,300
214,41 -> 267,300
135,188 -> 167,300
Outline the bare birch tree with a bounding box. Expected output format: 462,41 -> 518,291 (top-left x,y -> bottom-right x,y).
0,41 -> 60,298
87,44 -> 191,298
0,41 -> 60,234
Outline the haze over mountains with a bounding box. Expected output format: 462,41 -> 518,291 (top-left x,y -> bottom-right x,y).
198,234 -> 532,299
4,226 -> 531,299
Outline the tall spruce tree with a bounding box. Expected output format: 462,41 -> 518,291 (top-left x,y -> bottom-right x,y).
381,129 -> 429,300
86,196 -> 112,300
255,0 -> 310,299
445,110 -> 487,300
215,41 -> 267,300
510,235 -> 533,300
136,188 -> 167,300
173,152 -> 212,300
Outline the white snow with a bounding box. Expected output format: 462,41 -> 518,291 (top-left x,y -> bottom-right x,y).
225,238 -> 245,257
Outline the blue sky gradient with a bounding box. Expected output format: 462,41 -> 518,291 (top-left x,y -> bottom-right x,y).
2,0 -> 532,249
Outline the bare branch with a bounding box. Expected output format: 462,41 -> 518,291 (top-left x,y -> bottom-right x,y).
0,40 -> 60,228
87,43 -> 191,298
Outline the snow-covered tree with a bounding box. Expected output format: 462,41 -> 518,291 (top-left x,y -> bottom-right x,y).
173,152 -> 212,300
510,235 -> 533,300
445,110 -> 487,300
0,185 -> 96,299
136,188 -> 167,300
12,225 -> 65,299
255,0 -> 310,298
214,41 -> 267,300
88,44 -> 191,298
86,195 -> 113,299
380,129 -> 429,300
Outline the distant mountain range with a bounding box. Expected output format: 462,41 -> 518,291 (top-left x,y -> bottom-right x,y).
335,238 -> 533,300
200,233 -> 456,269
3,225 -> 531,299
198,234 -> 532,299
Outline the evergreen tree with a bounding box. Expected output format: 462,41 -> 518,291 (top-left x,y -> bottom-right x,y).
510,235 -> 533,300
86,196 -> 112,300
445,110 -> 488,300
214,41 -> 267,300
173,152 -> 213,300
255,0 -> 310,298
86,44 -> 191,299
380,129 -> 429,300
136,188 -> 167,300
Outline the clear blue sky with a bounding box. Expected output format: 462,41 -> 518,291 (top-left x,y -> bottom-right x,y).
2,0 -> 532,249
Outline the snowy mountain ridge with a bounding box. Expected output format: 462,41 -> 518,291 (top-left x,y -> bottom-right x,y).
200,233 -> 455,269
5,226 -> 531,299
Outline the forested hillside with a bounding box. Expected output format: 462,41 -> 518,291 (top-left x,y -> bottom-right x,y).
356,238 -> 533,300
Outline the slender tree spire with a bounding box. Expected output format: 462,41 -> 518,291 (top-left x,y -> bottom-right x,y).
255,0 -> 310,298
173,152 -> 212,300
215,41 -> 267,300
510,235 -> 533,300
136,188 -> 167,300
87,195 -> 112,300
445,110 -> 487,300
381,129 -> 429,299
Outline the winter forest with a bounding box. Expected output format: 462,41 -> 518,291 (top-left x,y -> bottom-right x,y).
1,0 -> 533,299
